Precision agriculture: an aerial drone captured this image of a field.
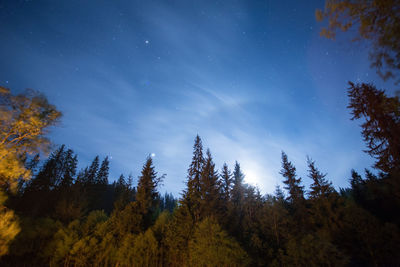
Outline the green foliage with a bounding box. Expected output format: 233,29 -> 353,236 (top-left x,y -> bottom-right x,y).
50,210 -> 108,266
189,217 -> 249,267
2,83 -> 400,266
282,233 -> 348,267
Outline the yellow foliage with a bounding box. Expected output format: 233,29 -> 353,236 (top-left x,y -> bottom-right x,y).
0,87 -> 61,192
0,192 -> 20,256
0,87 -> 60,257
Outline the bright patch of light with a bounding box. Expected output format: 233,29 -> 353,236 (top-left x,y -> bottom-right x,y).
151,153 -> 156,157
240,158 -> 277,193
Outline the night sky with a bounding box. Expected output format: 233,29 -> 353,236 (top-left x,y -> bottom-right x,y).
1,0 -> 396,196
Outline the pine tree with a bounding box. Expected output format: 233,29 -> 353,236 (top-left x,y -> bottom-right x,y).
96,157 -> 109,185
86,156 -> 99,184
220,163 -> 232,201
280,152 -> 304,203
199,149 -> 221,219
113,174 -> 129,211
230,161 -> 246,240
348,82 -> 400,172
181,135 -> 204,223
307,157 -> 334,199
280,152 -> 308,234
60,149 -> 77,188
307,158 -> 341,235
231,161 -> 245,206
136,156 -> 162,230
29,145 -> 66,191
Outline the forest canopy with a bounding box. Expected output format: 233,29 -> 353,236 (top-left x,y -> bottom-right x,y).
1,0 -> 400,265
0,82 -> 399,265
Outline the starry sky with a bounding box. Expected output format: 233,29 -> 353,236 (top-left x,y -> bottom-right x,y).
0,0 -> 396,196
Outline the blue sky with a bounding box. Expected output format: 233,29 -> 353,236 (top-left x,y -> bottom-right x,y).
1,0 -> 396,196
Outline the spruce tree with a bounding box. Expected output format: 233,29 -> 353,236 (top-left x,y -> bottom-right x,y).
307,157 -> 334,199
280,152 -> 307,233
136,156 -> 162,229
280,152 -> 304,203
348,82 -> 400,172
96,157 -> 109,185
230,161 -> 246,239
231,161 -> 245,206
220,163 -> 233,201
29,145 -> 66,191
60,149 -> 77,188
86,156 -> 99,184
199,149 -> 221,219
181,135 -> 204,223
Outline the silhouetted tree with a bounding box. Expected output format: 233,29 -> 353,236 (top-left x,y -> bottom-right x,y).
348,82 -> 400,172
96,157 -> 109,185
280,152 -> 304,203
199,149 -> 221,219
180,135 -> 204,224
220,163 -> 232,201
135,156 -> 162,230
316,0 -> 400,82
307,157 -> 334,199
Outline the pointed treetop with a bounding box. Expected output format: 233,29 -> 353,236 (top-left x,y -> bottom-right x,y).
307,156 -> 334,199
280,151 -> 304,202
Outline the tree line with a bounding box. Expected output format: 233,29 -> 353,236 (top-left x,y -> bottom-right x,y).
0,82 -> 399,266
1,0 -> 400,265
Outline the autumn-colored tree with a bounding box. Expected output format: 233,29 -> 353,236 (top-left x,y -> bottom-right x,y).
0,192 -> 19,257
0,87 -> 61,192
316,0 -> 400,82
0,87 -> 60,257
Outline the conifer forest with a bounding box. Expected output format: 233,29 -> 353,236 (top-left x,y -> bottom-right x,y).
1,0 -> 400,266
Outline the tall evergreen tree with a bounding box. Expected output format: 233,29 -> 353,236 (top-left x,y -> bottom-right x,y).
136,156 -> 162,230
199,149 -> 221,219
86,156 -> 99,184
220,163 -> 232,201
280,152 -> 304,203
231,161 -> 245,206
96,157 -> 109,185
181,135 -> 204,223
307,157 -> 334,199
348,82 -> 400,172
60,149 -> 77,188
229,161 -> 246,240
29,145 -> 66,191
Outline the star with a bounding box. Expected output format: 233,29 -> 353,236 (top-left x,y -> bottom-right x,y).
145,40 -> 149,44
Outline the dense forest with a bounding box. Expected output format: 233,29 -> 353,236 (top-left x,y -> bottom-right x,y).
0,82 -> 400,266
1,0 -> 400,266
